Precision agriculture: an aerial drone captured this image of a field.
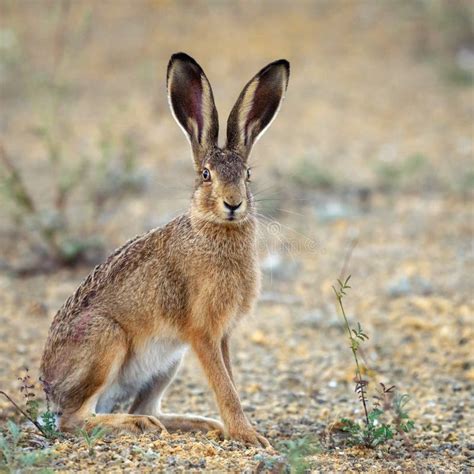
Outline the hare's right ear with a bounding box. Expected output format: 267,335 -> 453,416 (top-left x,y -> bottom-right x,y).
226,59 -> 289,161
167,53 -> 219,168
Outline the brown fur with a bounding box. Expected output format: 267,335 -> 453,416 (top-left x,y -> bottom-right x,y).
40,52 -> 289,447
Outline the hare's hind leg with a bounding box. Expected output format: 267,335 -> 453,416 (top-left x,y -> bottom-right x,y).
59,376 -> 167,435
53,318 -> 166,435
83,413 -> 166,434
129,358 -> 224,434
61,406 -> 166,435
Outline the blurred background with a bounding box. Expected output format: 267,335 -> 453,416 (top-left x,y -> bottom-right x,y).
0,0 -> 472,470
0,0 -> 472,265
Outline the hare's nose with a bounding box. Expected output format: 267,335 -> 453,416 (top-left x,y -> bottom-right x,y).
224,201 -> 242,212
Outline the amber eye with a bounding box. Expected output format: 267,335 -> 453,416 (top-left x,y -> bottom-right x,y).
246,168 -> 252,181
202,168 -> 211,181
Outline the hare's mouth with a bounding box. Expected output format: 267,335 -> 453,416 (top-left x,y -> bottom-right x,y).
222,208 -> 247,223
218,198 -> 247,223
215,210 -> 246,224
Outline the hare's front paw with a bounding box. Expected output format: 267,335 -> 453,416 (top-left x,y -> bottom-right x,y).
228,426 -> 271,448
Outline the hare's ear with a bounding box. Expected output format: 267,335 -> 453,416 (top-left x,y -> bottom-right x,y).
167,53 -> 219,167
226,59 -> 289,160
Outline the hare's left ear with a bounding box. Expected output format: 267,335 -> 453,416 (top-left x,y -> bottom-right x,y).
167,53 -> 219,168
226,59 -> 289,161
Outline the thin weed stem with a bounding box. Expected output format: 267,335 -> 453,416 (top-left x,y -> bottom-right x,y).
333,276 -> 370,427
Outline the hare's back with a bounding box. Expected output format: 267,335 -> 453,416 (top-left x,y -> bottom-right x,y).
48,218 -> 186,335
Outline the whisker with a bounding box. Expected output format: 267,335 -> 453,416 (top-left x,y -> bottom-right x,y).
253,198 -> 282,203
253,212 -> 319,247
273,208 -> 306,218
252,185 -> 280,197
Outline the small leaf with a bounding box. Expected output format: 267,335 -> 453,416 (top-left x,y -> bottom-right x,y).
368,409 -> 383,422
7,420 -> 21,444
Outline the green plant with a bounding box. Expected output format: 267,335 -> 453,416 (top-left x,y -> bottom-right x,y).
339,385 -> 415,448
40,408 -> 61,441
0,421 -> 22,469
0,141 -> 99,269
0,370 -> 61,440
339,417 -> 387,447
332,276 -> 415,448
333,276 -> 370,425
0,420 -> 53,473
291,157 -> 335,190
392,393 -> 416,441
340,410 -> 394,448
76,426 -> 108,456
0,126 -> 145,273
278,437 -> 320,474
374,153 -> 426,192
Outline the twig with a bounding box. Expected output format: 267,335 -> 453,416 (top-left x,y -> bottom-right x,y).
0,391 -> 48,438
0,143 -> 36,214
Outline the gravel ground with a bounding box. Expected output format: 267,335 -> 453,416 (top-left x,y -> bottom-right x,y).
0,1 -> 473,472
1,193 -> 472,472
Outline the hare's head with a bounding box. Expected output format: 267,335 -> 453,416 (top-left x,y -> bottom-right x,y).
167,53 -> 289,224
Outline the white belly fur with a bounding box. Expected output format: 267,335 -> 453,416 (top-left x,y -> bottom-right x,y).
96,337 -> 187,413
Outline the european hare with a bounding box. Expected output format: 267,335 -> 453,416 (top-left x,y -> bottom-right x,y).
40,53 -> 289,447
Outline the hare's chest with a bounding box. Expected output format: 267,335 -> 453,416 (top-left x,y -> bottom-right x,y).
192,255 -> 260,334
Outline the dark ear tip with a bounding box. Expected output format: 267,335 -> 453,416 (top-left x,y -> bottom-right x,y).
260,59 -> 290,81
170,52 -> 196,63
274,59 -> 290,75
275,59 -> 290,68
167,52 -> 201,75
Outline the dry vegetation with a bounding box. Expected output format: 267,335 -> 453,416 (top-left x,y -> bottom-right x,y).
0,0 -> 472,472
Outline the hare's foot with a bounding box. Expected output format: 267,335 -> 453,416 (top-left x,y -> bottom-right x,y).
86,413 -> 167,434
227,425 -> 271,448
61,412 -> 167,435
157,413 -> 224,435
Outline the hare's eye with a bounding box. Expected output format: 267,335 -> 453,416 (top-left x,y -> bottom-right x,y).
202,168 -> 211,181
246,168 -> 252,181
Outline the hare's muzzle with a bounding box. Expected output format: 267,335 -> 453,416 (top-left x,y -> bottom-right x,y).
223,200 -> 243,221
220,186 -> 247,221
